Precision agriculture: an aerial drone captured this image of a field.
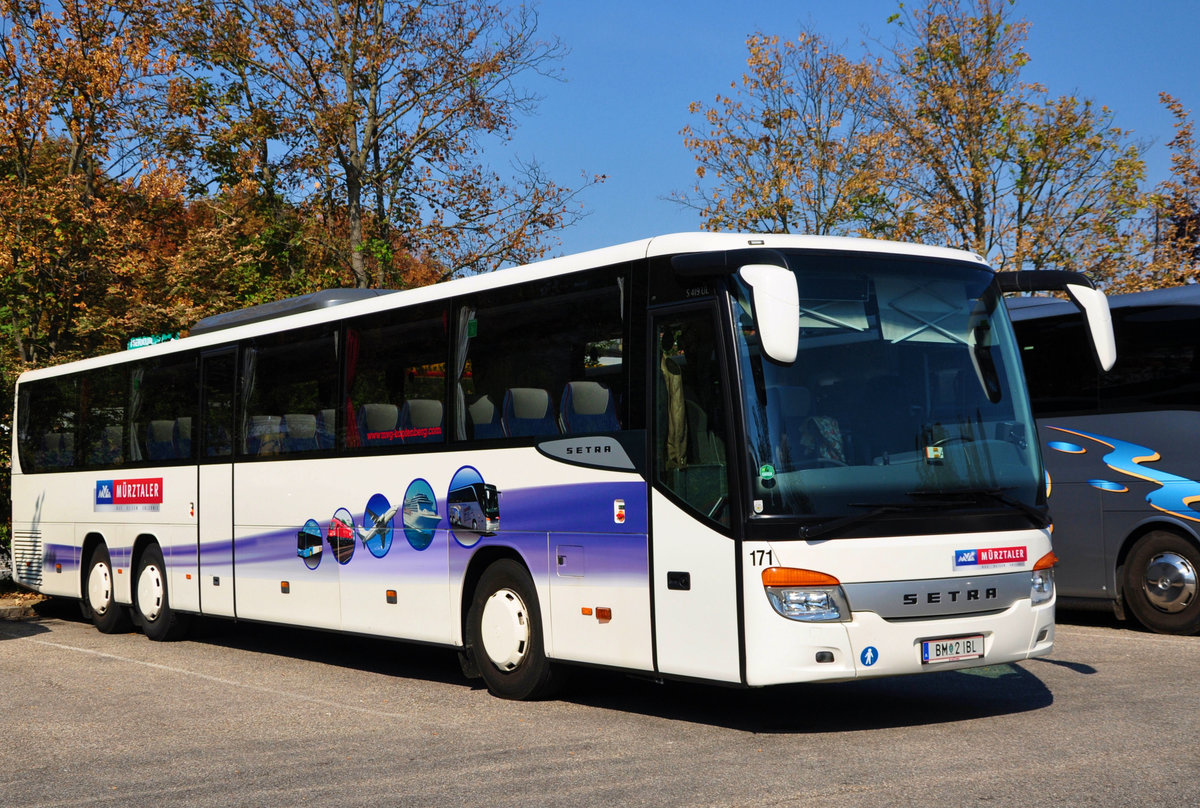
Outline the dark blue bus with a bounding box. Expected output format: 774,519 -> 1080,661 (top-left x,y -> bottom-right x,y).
1010,286 -> 1200,634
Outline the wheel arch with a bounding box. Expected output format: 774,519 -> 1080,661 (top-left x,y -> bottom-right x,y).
1115,517 -> 1200,594
79,532 -> 107,601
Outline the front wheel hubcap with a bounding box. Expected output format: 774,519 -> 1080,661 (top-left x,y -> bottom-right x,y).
479,588 -> 530,671
1143,551 -> 1198,613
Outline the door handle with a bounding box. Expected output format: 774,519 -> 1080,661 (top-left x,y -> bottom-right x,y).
667,571 -> 691,591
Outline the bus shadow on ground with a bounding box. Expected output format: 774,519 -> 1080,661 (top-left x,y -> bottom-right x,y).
194,617 -> 472,688
564,663 -> 1054,733
21,596 -> 1083,731
188,617 -> 1057,731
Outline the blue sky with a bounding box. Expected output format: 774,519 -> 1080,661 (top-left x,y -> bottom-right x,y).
500,0 -> 1200,260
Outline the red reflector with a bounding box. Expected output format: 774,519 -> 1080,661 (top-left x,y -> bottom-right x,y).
596,607 -> 612,623
761,567 -> 840,587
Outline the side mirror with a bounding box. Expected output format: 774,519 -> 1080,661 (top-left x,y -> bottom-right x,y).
1063,284 -> 1117,371
996,270 -> 1116,372
739,264 -> 799,364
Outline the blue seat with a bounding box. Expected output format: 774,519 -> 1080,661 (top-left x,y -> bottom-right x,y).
399,399 -> 443,443
502,388 -> 558,438
559,381 -> 619,433
146,420 -> 177,460
281,413 -> 319,452
468,395 -> 503,439
359,403 -> 400,446
174,417 -> 192,458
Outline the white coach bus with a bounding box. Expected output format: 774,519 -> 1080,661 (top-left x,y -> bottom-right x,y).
8,233 -> 1115,699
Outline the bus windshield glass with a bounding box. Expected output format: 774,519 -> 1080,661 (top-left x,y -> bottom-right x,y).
732,252 -> 1041,523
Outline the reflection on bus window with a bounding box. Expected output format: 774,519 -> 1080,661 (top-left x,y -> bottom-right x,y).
655,310 -> 729,526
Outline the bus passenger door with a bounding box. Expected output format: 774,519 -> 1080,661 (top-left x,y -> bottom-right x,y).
649,307 -> 742,683
198,350 -> 236,617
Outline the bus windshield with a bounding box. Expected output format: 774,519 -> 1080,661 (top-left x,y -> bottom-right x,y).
732,253 -> 1041,524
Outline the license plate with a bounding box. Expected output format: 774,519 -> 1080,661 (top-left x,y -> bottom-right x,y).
921,634 -> 984,664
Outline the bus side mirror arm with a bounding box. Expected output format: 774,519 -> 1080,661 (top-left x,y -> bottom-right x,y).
997,270 -> 1116,372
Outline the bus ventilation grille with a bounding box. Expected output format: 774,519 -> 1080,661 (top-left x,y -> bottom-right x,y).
12,530 -> 43,587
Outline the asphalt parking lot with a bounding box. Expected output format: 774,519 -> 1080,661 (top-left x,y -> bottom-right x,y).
1,600 -> 1197,807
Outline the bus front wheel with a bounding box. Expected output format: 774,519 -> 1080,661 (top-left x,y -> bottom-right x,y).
1123,531 -> 1200,635
134,544 -> 190,641
85,545 -> 131,634
466,559 -> 561,700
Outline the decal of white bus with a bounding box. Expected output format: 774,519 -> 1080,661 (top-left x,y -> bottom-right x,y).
9,232 -> 1113,699
448,482 -> 499,535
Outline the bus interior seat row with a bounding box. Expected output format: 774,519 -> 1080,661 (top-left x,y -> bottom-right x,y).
469,380 -> 620,440
145,417 -> 193,461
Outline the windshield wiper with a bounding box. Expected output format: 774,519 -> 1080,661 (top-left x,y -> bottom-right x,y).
907,487 -> 1050,528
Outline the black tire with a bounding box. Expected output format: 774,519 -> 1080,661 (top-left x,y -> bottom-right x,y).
84,545 -> 131,634
466,559 -> 561,700
134,544 -> 190,641
1122,530 -> 1200,635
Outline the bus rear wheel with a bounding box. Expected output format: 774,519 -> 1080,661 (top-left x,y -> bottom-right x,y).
85,545 -> 131,634
466,559 -> 561,700
1123,531 -> 1200,635
135,544 -> 190,641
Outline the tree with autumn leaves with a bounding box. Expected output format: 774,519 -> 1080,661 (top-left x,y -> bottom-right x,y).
0,0 -> 599,545
679,0 -> 1198,287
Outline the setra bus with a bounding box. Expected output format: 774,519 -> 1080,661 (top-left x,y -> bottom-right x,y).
1009,285 -> 1200,635
9,233 -> 1114,698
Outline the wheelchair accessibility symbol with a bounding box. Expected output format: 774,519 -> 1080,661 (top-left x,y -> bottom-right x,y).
860,646 -> 879,667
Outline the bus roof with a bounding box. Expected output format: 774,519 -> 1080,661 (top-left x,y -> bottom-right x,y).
1006,283 -> 1200,322
15,232 -> 988,383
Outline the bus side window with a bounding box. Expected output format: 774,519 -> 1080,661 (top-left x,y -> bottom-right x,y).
16,377 -> 78,472
343,303 -> 448,450
240,325 -> 339,457
201,352 -> 236,458
457,267 -> 627,442
654,310 -> 730,526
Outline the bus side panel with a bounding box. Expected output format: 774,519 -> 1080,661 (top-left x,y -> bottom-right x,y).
12,468 -> 198,602
231,460 -> 343,630
447,453 -> 652,670
340,527 -> 452,643
546,532 -> 651,669
1038,411 -> 1200,600
11,473 -> 81,598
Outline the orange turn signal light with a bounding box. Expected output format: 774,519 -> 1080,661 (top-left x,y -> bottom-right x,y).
1033,551 -> 1058,571
761,567 -> 841,587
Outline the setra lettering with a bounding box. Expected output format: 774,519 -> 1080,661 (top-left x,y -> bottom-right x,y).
566,444 -> 612,455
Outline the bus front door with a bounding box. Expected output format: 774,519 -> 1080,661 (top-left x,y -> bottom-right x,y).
650,306 -> 742,684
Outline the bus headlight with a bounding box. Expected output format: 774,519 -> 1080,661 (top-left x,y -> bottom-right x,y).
762,567 -> 851,623
1031,551 -> 1058,605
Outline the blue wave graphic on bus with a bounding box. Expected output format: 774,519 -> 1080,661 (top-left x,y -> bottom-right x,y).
1047,426 -> 1200,522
